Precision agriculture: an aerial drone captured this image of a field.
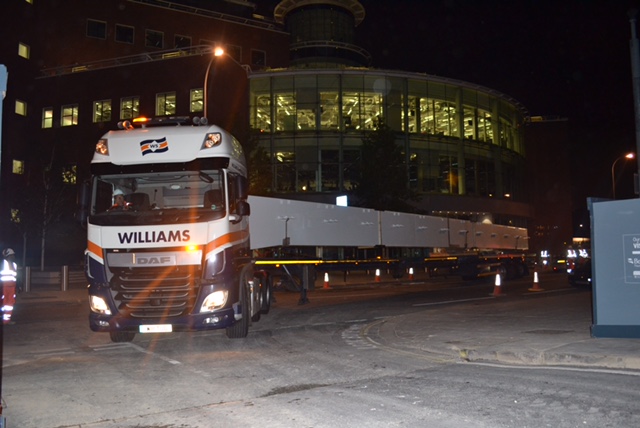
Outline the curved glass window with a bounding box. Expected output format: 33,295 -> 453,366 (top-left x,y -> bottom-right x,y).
249,71 -> 526,201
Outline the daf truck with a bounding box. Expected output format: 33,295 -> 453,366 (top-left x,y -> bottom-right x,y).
79,116 -> 270,343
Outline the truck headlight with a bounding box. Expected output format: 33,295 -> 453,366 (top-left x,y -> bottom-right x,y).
200,290 -> 228,313
90,295 -> 112,315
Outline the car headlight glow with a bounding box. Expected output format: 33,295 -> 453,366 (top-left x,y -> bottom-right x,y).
200,290 -> 228,313
90,295 -> 111,315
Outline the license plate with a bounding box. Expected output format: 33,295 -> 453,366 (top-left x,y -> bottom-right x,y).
139,324 -> 172,333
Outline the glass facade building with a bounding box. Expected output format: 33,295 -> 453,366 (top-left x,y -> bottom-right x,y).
249,68 -> 528,216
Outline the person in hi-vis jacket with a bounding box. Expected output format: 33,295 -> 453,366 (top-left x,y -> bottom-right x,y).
1,248 -> 17,324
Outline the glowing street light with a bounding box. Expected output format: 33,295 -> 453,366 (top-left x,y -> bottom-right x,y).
203,47 -> 225,119
611,152 -> 636,199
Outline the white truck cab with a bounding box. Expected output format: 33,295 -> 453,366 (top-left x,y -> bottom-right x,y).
80,117 -> 269,343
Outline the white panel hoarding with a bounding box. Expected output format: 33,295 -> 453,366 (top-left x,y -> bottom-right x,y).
447,218 -> 471,249
248,196 -> 529,251
248,196 -> 379,249
380,212 -> 451,248
470,222 -> 494,249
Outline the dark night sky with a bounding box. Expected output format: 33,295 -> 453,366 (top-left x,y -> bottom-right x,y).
256,0 -> 640,209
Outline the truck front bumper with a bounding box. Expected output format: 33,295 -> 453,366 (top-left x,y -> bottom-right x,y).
89,308 -> 236,333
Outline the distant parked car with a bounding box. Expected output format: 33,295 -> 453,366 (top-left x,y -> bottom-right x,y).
568,258 -> 592,287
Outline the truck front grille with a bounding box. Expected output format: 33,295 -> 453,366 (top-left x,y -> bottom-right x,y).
111,266 -> 200,318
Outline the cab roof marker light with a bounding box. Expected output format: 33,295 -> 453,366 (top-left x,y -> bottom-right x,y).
117,120 -> 134,130
95,138 -> 109,155
202,132 -> 222,149
192,116 -> 208,126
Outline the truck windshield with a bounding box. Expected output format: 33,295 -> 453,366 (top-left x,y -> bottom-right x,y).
90,169 -> 226,224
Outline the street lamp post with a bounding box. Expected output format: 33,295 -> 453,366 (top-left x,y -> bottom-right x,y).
611,152 -> 636,199
203,46 -> 224,119
202,46 -> 252,120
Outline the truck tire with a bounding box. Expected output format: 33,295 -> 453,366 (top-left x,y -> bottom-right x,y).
226,282 -> 250,339
110,331 -> 135,343
497,265 -> 507,279
260,273 -> 272,315
251,276 -> 262,322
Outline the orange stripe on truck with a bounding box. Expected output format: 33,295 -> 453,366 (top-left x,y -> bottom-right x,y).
205,230 -> 249,254
87,240 -> 102,258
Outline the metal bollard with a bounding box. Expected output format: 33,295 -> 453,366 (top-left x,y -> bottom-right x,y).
24,266 -> 31,293
61,265 -> 69,291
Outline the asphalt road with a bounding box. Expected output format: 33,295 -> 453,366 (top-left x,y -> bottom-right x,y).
3,274 -> 640,427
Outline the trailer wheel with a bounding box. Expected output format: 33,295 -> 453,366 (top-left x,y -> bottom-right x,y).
497,265 -> 508,279
226,280 -> 250,339
251,276 -> 262,322
260,273 -> 272,315
110,331 -> 135,343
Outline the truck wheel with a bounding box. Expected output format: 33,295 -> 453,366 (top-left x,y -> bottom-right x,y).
251,276 -> 262,322
497,265 -> 507,279
226,282 -> 250,339
110,331 -> 135,343
261,273 -> 272,315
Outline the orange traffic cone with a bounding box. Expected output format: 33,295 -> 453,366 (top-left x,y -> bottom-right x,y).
323,272 -> 331,289
490,273 -> 504,297
528,271 -> 543,292
408,267 -> 414,280
375,269 -> 381,282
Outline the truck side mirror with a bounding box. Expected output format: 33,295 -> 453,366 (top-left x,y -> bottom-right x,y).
230,200 -> 250,224
237,200 -> 250,217
236,175 -> 249,200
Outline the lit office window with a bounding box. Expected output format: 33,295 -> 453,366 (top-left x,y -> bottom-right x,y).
250,77 -> 272,132
416,98 -> 457,136
115,24 -> 134,44
10,209 -> 21,224
319,92 -> 339,130
253,95 -> 272,132
156,92 -> 176,116
145,29 -> 164,48
434,101 -> 457,136
477,110 -> 493,143
12,160 -> 24,175
42,108 -> 53,128
18,42 -> 30,59
463,107 -> 475,140
342,92 -> 382,130
93,99 -> 112,123
62,164 -> 77,185
87,19 -> 107,40
120,96 -> 140,120
61,104 -> 79,127
190,89 -> 203,112
15,100 -> 26,116
404,96 -> 418,133
274,93 -> 296,131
